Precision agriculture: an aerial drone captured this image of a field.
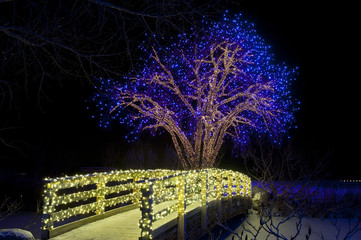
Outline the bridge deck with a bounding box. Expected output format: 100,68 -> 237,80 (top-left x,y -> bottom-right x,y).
50,200 -> 201,240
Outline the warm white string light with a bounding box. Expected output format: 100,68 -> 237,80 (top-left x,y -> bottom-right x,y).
42,168 -> 251,238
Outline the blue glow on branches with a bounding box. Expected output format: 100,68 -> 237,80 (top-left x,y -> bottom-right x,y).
91,13 -> 299,148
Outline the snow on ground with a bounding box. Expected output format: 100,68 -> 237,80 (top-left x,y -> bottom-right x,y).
0,212 -> 42,239
207,212 -> 361,240
0,228 -> 35,240
233,213 -> 361,240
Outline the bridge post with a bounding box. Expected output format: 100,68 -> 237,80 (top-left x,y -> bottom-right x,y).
201,170 -> 208,234
235,173 -> 241,211
133,174 -> 140,205
227,171 -> 233,215
241,175 -> 247,196
41,181 -> 55,240
96,175 -> 106,215
216,170 -> 222,220
177,173 -> 186,240
139,181 -> 153,240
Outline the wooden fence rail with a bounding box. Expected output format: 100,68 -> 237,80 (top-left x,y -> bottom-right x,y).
41,168 -> 251,240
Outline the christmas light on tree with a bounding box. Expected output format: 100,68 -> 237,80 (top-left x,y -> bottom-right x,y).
92,13 -> 298,169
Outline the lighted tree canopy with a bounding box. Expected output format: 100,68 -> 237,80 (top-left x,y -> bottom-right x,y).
93,13 -> 298,169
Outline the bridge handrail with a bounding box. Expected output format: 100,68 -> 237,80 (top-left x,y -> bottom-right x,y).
41,169 -> 178,232
41,168 -> 251,239
138,169 -> 251,239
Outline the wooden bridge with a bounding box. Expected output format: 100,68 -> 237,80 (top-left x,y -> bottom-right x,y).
41,169 -> 252,240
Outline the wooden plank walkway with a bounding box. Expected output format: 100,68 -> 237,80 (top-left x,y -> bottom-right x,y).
51,206 -> 141,240
50,200 -> 201,240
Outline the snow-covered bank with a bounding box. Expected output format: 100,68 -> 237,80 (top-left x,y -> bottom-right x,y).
0,229 -> 35,240
0,212 -> 42,239
232,213 -> 361,240
205,213 -> 361,240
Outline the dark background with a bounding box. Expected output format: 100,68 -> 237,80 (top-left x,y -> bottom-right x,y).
1,0 -> 359,179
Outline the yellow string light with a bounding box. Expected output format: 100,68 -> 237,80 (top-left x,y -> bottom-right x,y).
42,168 -> 251,238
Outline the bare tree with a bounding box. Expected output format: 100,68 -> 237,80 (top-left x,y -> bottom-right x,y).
322,216 -> 361,240
0,0 -> 232,107
241,139 -> 330,202
0,195 -> 22,222
215,195 -> 307,240
0,0 -> 236,157
216,208 -> 361,240
214,156 -> 361,240
212,141 -> 361,240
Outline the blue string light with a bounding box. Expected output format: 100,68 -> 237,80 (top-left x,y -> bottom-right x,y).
91,12 -> 299,147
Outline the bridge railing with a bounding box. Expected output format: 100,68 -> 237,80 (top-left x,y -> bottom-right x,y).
41,168 -> 251,240
139,169 -> 251,240
41,169 -> 177,239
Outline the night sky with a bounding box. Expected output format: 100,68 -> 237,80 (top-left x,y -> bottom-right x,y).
1,1 -> 359,178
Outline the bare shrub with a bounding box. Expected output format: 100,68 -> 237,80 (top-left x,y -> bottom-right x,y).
0,195 -> 22,222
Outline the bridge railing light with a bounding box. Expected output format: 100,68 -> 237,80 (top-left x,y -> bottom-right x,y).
41,168 -> 251,239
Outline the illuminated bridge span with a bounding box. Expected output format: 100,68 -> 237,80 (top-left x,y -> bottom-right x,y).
41,169 -> 252,240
